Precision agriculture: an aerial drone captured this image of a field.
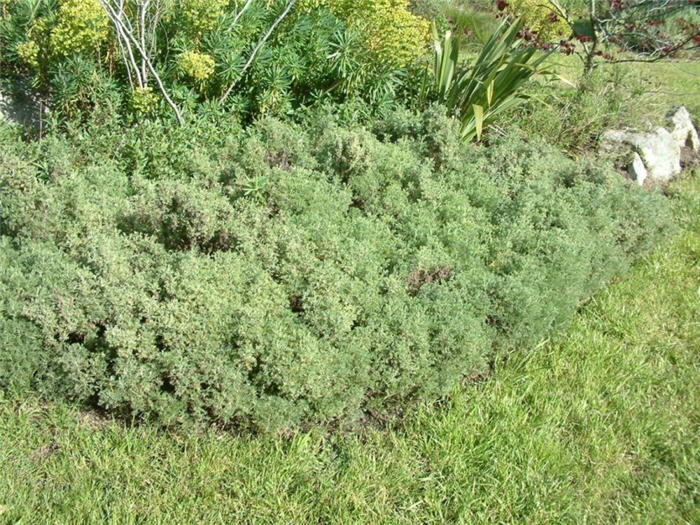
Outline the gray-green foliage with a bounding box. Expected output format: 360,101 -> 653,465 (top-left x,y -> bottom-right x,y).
0,111 -> 672,432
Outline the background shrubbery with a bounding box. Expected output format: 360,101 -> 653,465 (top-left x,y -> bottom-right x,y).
0,0 -> 431,121
0,110 -> 672,431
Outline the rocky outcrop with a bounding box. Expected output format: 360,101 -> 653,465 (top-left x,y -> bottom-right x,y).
628,152 -> 648,186
668,106 -> 699,151
600,106 -> 699,186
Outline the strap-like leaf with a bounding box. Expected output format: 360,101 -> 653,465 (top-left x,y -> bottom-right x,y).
472,104 -> 484,141
429,17 -> 551,142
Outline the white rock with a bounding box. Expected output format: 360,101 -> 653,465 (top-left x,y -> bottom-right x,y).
628,152 -> 648,186
599,129 -> 632,150
0,90 -> 9,123
600,127 -> 681,184
667,106 -> 699,152
637,127 -> 682,183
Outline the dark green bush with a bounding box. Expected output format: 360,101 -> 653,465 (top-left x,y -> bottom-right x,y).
0,111 -> 672,432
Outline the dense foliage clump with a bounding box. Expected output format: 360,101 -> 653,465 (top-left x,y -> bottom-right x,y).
0,0 -> 431,121
0,111 -> 672,432
323,0 -> 430,66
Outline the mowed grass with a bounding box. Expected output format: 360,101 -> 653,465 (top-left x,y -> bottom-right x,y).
0,172 -> 698,523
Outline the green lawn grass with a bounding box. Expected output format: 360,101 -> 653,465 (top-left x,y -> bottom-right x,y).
1,172 -> 697,523
546,54 -> 700,122
491,53 -> 700,155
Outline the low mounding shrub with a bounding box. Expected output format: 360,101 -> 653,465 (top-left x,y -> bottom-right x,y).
0,111 -> 671,432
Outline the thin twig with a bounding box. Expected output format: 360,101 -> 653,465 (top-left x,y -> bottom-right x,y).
220,0 -> 297,103
227,0 -> 255,32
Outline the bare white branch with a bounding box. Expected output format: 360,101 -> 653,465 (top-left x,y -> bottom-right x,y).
99,0 -> 183,124
220,0 -> 298,103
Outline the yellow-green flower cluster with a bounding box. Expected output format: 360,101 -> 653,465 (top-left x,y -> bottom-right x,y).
297,0 -> 324,10
179,50 -> 216,82
16,40 -> 40,69
359,0 -> 430,65
180,0 -> 228,37
508,0 -> 570,42
130,86 -> 159,114
49,0 -> 109,57
301,0 -> 430,66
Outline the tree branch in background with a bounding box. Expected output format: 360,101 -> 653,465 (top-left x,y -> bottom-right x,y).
228,0 -> 255,32
541,0 -> 698,75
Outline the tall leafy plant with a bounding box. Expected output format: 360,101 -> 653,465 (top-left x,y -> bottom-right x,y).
426,18 -> 552,141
